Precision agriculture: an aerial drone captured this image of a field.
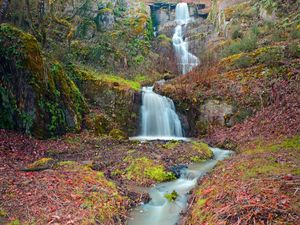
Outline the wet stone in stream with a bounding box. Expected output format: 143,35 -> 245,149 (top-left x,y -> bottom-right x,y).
169,164 -> 188,178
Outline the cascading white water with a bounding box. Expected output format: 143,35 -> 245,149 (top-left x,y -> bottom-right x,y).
135,86 -> 183,140
172,3 -> 199,74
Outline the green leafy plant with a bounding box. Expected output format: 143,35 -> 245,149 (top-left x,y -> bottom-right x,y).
164,190 -> 178,202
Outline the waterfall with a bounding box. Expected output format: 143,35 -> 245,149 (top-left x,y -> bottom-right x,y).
172,3 -> 199,74
134,87 -> 183,140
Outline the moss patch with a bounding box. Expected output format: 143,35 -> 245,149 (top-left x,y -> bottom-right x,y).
125,157 -> 176,184
0,208 -> 7,217
187,136 -> 300,224
25,158 -> 55,171
191,142 -> 214,162
109,129 -> 127,140
163,141 -> 180,150
164,190 -> 178,202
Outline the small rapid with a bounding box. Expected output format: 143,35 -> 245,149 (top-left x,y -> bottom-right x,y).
173,2 -> 199,74
128,148 -> 233,225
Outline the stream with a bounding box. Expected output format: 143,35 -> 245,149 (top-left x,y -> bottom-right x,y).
128,2 -> 226,224
128,148 -> 233,225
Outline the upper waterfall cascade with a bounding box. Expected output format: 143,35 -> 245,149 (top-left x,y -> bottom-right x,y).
172,3 -> 200,74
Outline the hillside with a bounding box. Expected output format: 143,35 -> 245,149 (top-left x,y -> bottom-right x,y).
0,0 -> 299,224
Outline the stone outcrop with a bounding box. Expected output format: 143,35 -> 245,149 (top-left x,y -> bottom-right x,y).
0,24 -> 87,138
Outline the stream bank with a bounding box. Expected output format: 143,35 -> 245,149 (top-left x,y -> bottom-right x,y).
0,129 -> 216,224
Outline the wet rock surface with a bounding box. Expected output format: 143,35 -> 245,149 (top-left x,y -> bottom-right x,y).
168,164 -> 188,178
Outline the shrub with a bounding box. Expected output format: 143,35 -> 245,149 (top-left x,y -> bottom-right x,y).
233,55 -> 253,68
257,47 -> 283,66
272,28 -> 286,42
285,43 -> 300,58
231,25 -> 243,40
222,31 -> 257,57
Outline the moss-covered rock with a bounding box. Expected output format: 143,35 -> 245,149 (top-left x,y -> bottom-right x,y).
163,140 -> 180,150
23,158 -> 55,171
0,24 -> 87,138
164,190 -> 178,202
67,66 -> 141,136
85,113 -> 111,136
124,156 -> 176,184
190,142 -> 214,162
109,128 -> 127,140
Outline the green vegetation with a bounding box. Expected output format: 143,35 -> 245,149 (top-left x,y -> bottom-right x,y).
109,129 -> 127,140
0,208 -> 7,217
100,75 -> 141,91
192,142 -> 213,158
55,160 -> 77,169
243,136 -> 300,155
7,220 -> 20,225
0,24 -> 87,138
163,141 -> 180,150
222,30 -> 258,57
125,157 -> 176,183
25,158 -> 55,171
164,190 -> 178,202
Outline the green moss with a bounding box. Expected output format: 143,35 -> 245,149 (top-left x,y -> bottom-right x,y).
190,156 -> 206,163
0,24 -> 87,138
101,75 -> 141,91
0,208 -> 7,217
89,114 -> 111,136
26,158 -> 54,170
191,142 -> 214,159
0,86 -> 18,130
99,8 -> 113,14
125,157 -> 176,183
145,166 -> 175,182
163,141 -> 180,150
164,190 -> 178,202
233,55 -> 253,69
197,198 -> 207,207
8,220 -> 20,225
111,169 -> 124,176
109,129 -> 127,140
157,34 -> 172,46
240,136 -> 300,178
55,160 -> 78,169
244,136 -> 300,154
244,161 -> 286,178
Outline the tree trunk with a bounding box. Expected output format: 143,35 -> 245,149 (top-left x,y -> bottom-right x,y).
0,0 -> 10,23
38,0 -> 47,46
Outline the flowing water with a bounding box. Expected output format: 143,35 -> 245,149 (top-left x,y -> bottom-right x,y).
129,4 -> 223,222
131,86 -> 185,141
173,3 -> 200,74
128,148 -> 233,225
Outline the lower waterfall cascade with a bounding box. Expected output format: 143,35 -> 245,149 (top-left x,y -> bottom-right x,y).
131,86 -> 185,141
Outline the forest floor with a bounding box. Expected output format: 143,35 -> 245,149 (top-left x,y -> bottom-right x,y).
1,129 -> 299,225
0,129 -> 212,224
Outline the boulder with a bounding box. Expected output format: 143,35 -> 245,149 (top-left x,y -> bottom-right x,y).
0,24 -> 87,138
198,100 -> 234,131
